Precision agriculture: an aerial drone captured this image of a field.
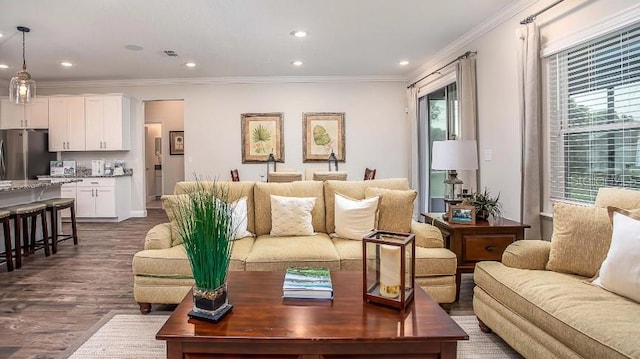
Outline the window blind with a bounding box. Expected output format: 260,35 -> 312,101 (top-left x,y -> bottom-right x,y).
547,24 -> 640,204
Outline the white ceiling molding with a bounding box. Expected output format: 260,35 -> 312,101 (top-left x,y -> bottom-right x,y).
38,75 -> 407,89
408,0 -> 539,85
541,3 -> 640,57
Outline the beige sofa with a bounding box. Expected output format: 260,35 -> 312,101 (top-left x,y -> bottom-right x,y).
133,178 -> 458,313
474,188 -> 640,359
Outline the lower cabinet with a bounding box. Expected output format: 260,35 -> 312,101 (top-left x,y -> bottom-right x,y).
68,177 -> 131,221
60,183 -> 77,218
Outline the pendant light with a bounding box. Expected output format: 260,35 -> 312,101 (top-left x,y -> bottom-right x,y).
9,26 -> 36,104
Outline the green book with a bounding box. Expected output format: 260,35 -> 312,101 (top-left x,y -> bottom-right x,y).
283,267 -> 333,300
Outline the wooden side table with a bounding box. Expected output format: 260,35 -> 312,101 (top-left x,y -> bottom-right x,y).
422,213 -> 530,301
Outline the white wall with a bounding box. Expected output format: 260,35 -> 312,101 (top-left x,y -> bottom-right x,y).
40,80 -> 408,216
410,0 -> 640,224
145,100 -> 185,195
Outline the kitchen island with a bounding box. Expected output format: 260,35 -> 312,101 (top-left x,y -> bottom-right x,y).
0,179 -> 80,254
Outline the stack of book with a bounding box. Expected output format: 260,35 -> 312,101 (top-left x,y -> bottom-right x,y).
282,267 -> 334,300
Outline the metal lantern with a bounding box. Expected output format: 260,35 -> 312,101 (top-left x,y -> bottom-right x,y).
266,151 -> 277,174
328,151 -> 338,171
362,230 -> 415,311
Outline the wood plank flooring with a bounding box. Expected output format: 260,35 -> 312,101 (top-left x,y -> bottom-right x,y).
0,210 -> 475,359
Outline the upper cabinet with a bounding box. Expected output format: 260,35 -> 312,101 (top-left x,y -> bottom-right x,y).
49,97 -> 86,151
0,97 -> 49,129
85,95 -> 130,151
48,94 -> 130,152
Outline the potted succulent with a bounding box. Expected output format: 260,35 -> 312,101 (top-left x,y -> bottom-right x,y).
466,188 -> 502,221
168,180 -> 236,322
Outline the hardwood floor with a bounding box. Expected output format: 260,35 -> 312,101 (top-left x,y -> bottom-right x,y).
0,210 -> 475,359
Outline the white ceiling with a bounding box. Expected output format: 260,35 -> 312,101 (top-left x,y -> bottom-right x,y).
0,0 -> 518,83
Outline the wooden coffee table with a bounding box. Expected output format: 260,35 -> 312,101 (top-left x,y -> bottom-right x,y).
157,271 -> 468,359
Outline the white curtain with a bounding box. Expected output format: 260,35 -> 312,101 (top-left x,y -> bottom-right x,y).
517,23 -> 542,239
407,86 -> 420,218
456,57 -> 479,193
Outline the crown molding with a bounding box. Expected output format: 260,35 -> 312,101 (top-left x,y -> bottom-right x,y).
408,0 -> 539,85
38,75 -> 407,89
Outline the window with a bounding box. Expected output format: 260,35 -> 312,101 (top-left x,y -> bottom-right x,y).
547,25 -> 640,204
418,82 -> 458,212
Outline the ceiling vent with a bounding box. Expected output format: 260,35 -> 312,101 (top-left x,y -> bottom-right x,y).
163,50 -> 179,57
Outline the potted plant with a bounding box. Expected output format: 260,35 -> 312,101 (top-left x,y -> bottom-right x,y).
466,188 -> 502,221
168,180 -> 236,322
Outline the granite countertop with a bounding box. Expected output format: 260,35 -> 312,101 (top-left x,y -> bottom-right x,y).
0,179 -> 82,193
38,168 -> 133,179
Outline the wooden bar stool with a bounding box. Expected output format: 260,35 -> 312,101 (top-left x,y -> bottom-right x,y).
40,198 -> 78,254
0,210 -> 13,272
3,203 -> 49,269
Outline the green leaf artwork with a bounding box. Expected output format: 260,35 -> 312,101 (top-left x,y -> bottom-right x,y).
252,124 -> 272,153
313,125 -> 331,146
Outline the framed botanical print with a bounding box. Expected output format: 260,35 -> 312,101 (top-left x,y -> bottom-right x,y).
302,112 -> 345,162
241,113 -> 284,163
169,131 -> 185,155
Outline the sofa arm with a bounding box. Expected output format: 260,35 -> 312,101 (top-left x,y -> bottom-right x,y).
411,220 -> 444,248
502,240 -> 551,270
144,223 -> 173,250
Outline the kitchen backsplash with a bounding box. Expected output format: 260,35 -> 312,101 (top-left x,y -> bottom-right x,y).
50,160 -> 132,177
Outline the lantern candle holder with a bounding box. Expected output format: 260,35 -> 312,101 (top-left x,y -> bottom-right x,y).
362,230 -> 415,311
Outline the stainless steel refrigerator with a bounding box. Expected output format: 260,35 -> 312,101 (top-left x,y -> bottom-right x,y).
0,129 -> 56,180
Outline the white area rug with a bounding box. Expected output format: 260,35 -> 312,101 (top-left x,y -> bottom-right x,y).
62,312 -> 521,358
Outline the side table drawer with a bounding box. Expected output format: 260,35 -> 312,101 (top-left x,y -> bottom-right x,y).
465,235 -> 516,262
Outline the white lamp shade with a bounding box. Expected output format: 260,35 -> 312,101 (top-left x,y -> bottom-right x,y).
431,140 -> 478,171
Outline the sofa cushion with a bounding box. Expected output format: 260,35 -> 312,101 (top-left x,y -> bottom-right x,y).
331,237 -> 456,275
592,207 -> 640,303
546,202 -> 612,277
475,261 -> 640,359
245,233 -> 340,271
365,187 -> 417,233
132,238 -> 255,277
270,195 -> 316,236
334,193 -> 379,240
324,178 -> 410,233
254,181 -> 325,236
174,181 -> 256,235
594,187 -> 640,209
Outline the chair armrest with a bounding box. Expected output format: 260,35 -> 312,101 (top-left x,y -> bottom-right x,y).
144,223 -> 173,250
502,240 -> 551,270
411,220 -> 444,248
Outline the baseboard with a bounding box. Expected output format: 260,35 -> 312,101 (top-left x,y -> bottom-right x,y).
131,210 -> 147,218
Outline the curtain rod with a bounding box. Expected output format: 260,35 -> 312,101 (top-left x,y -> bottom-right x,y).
520,0 -> 565,24
407,51 -> 477,89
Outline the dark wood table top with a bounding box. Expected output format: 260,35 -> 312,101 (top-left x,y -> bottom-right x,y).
422,213 -> 530,229
157,271 -> 468,343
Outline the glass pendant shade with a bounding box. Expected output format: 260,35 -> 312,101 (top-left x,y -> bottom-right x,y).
8,26 -> 36,104
9,71 -> 36,104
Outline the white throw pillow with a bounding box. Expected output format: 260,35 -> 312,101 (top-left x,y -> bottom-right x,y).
231,197 -> 253,240
592,207 -> 640,303
334,193 -> 379,240
270,195 -> 316,236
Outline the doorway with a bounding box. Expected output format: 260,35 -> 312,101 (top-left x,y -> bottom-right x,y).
144,100 -> 185,210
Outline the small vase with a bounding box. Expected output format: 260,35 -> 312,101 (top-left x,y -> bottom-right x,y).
189,283 -> 233,323
477,210 -> 490,221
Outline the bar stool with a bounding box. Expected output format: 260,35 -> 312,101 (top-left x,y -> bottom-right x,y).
0,210 -> 13,272
40,198 -> 78,254
3,202 -> 49,269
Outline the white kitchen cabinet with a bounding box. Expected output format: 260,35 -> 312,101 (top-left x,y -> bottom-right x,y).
0,97 -> 49,129
85,95 -> 130,151
75,177 -> 131,221
49,97 -> 85,151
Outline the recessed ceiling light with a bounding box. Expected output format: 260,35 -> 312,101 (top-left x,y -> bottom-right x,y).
0,64 -> 8,69
0,33 -> 3,38
185,62 -> 196,68
60,61 -> 73,67
399,60 -> 410,66
291,60 -> 303,66
290,30 -> 307,38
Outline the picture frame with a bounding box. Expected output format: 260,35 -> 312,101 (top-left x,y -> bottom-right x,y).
241,113 -> 284,163
302,112 -> 345,162
169,131 -> 185,155
448,204 -> 476,225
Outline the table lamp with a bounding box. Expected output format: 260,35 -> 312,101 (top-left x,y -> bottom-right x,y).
431,140 -> 478,218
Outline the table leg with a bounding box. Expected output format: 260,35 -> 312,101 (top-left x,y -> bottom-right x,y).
455,270 -> 461,302
166,341 -> 183,359
441,342 -> 457,359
